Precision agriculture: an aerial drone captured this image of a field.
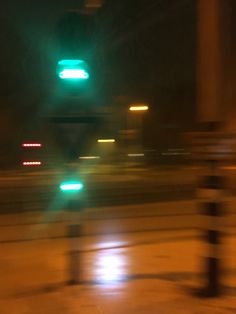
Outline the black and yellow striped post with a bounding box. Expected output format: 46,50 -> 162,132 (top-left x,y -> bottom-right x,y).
198,157 -> 225,297
195,0 -> 229,297
189,129 -> 236,297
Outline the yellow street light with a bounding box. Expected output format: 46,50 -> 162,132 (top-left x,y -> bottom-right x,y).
97,139 -> 116,143
129,105 -> 149,111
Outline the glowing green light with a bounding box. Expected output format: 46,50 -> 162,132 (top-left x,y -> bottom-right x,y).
60,181 -> 84,192
58,60 -> 83,66
59,69 -> 89,79
57,59 -> 89,80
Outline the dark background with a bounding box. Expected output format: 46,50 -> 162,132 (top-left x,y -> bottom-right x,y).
3,0 -> 232,166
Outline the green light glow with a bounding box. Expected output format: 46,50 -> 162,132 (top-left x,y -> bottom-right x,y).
58,60 -> 83,66
59,69 -> 89,79
57,59 -> 89,80
60,181 -> 84,192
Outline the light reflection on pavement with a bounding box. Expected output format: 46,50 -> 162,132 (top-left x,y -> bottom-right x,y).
94,247 -> 127,285
1,231 -> 236,313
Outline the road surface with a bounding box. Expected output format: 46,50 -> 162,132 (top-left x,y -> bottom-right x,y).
0,166 -> 197,213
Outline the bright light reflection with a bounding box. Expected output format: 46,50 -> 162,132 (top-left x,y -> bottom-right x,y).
59,69 -> 89,79
95,249 -> 126,284
97,241 -> 125,250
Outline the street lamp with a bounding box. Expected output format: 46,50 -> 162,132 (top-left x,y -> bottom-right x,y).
129,105 -> 149,112
97,139 -> 116,143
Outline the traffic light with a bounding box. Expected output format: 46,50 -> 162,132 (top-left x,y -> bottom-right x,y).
57,59 -> 89,80
60,181 -> 84,192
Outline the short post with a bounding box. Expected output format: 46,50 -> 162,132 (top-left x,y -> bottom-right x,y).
198,151 -> 224,297
190,129 -> 236,297
68,212 -> 82,285
59,180 -> 84,285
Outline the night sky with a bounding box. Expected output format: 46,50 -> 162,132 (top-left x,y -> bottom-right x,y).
0,0 -> 197,165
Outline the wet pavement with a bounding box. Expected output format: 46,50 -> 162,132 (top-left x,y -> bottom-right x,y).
0,227 -> 236,313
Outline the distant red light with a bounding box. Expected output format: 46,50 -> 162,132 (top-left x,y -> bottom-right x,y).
22,161 -> 42,166
22,143 -> 42,148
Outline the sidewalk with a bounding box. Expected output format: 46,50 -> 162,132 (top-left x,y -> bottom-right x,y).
0,229 -> 236,314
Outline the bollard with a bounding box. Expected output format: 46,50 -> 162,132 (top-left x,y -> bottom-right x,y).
67,199 -> 84,285
59,179 -> 84,284
68,221 -> 82,285
198,159 -> 224,297
188,128 -> 235,298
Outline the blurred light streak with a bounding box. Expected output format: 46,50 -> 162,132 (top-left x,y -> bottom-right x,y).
97,139 -> 115,143
128,153 -> 144,157
79,156 -> 100,160
96,241 -> 126,250
22,143 -> 42,147
129,105 -> 149,111
60,182 -> 83,191
22,161 -> 42,166
222,166 -> 236,170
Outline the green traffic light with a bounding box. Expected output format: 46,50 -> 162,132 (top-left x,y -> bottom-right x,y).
60,181 -> 84,192
57,59 -> 89,80
59,69 -> 89,79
